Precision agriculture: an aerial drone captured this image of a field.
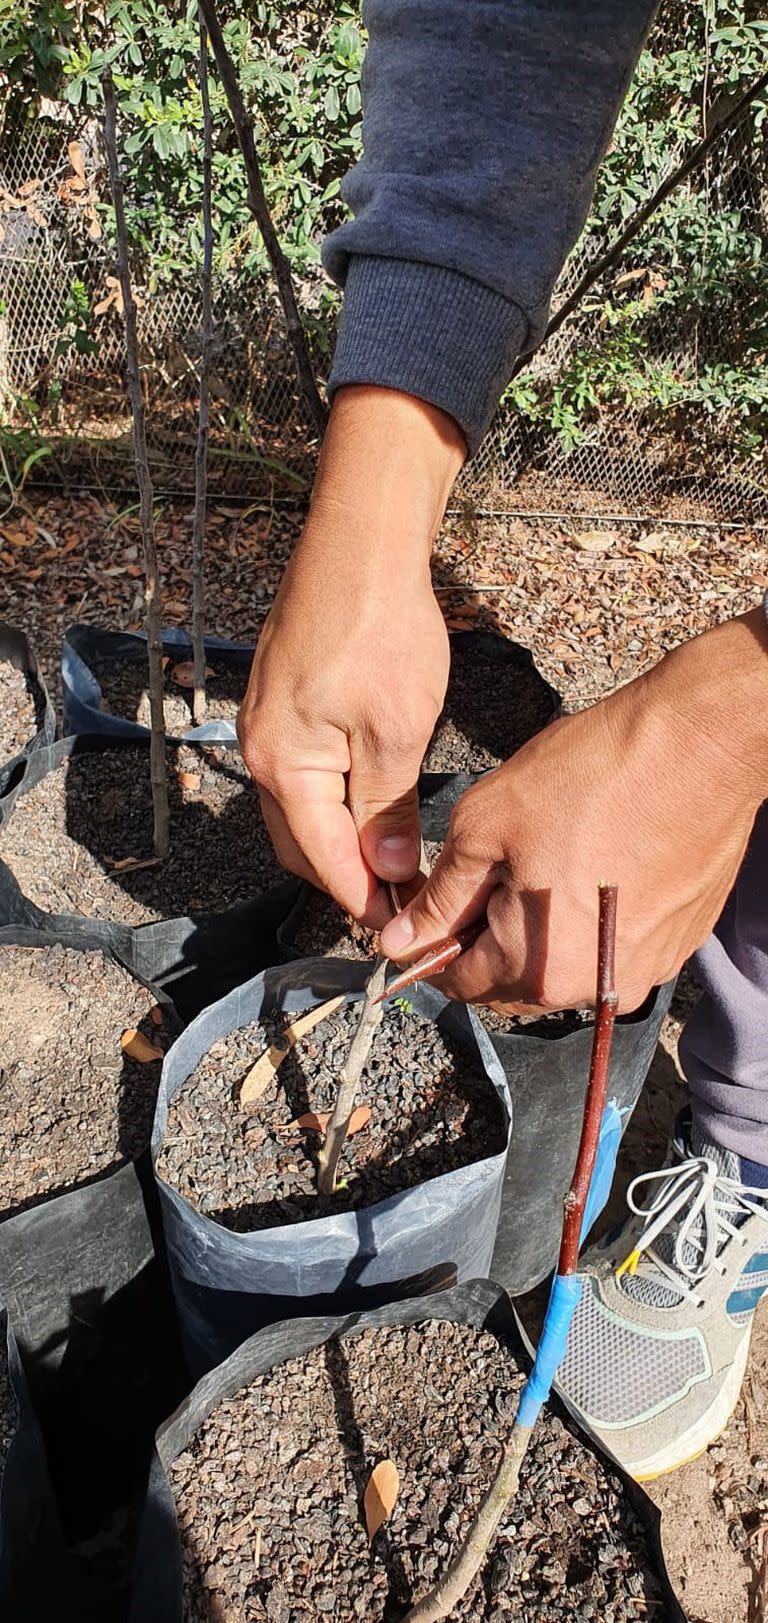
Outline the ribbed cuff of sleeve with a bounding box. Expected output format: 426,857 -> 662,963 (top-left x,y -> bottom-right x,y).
326,256 -> 530,456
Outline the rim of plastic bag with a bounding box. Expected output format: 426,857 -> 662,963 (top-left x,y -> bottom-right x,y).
61,623 -> 254,746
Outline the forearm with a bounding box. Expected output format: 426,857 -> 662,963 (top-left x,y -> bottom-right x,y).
324,0 -> 658,450
304,385 -> 466,563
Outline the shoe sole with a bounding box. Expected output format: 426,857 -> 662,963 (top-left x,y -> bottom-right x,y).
514,1302 -> 751,1483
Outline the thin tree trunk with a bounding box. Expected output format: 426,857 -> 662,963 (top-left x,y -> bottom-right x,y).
102,68 -> 170,860
403,884 -> 619,1623
192,13 -> 214,727
196,0 -> 328,442
317,956 -> 388,1195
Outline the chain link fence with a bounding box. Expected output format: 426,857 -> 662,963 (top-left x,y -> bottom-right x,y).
0,67 -> 766,524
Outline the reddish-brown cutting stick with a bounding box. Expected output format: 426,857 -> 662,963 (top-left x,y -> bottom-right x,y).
374,916 -> 487,1003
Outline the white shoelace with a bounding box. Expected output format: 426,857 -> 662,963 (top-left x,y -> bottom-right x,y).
616,1154 -> 768,1306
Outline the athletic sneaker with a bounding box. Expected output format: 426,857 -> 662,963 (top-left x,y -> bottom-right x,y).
553,1117 -> 768,1480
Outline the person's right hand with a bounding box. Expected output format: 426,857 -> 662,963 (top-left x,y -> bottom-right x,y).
237,386 -> 466,926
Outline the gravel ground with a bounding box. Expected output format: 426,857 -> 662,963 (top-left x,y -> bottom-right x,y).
170,1318 -> 662,1623
0,1333 -> 17,1493
0,943 -> 168,1218
157,1001 -> 506,1232
0,661 -> 43,764
92,652 -> 248,735
0,745 -> 286,924
423,643 -> 555,773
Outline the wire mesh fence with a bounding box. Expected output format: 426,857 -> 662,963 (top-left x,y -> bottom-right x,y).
0,43 -> 766,524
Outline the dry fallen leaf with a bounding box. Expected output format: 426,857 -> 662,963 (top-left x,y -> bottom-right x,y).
239,996 -> 347,1110
68,140 -> 87,181
150,1006 -> 164,1028
177,771 -> 201,791
292,1110 -> 331,1133
571,528 -> 618,553
121,1028 -> 163,1063
288,1104 -> 371,1135
104,854 -> 164,874
171,660 -> 215,689
364,1460 -> 400,1542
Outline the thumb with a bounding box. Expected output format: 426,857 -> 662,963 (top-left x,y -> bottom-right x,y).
379,837 -> 495,960
348,757 -> 423,883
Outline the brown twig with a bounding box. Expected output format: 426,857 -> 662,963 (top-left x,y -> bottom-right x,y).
512,68 -> 768,374
559,882 -> 619,1274
191,13 -> 214,727
102,68 -> 170,860
317,957 -> 388,1195
196,0 -> 328,442
403,884 -> 619,1623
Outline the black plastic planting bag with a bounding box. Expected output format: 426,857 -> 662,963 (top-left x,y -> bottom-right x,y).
131,1278 -> 685,1623
152,958 -> 513,1374
0,620 -> 55,775
490,979 -> 677,1297
0,733 -> 303,1022
0,923 -> 185,1617
0,1163 -> 187,1623
0,1307 -> 77,1620
419,628 -> 560,811
62,623 -> 254,744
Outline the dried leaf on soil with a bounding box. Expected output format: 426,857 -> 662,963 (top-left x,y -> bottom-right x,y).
177,771 -> 201,791
239,996 -> 349,1107
364,1459 -> 400,1542
104,854 -> 164,874
239,1043 -> 290,1107
286,1108 -> 370,1135
570,528 -> 618,553
171,661 -> 215,688
150,1005 -> 164,1027
121,1027 -> 163,1063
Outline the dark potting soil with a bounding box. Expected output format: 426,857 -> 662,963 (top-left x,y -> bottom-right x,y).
0,943 -> 168,1218
157,1001 -> 505,1232
478,1004 -> 590,1039
291,841 -> 445,962
170,1319 -> 662,1623
292,890 -> 378,960
422,645 -> 555,773
0,1333 -> 16,1493
0,745 -> 286,925
92,652 -> 247,735
0,659 -> 44,764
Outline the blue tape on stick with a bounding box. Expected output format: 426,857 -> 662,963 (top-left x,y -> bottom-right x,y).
581,1099 -> 623,1242
515,1273 -> 583,1430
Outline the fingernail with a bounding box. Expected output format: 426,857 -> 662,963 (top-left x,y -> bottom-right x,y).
375,833 -> 419,876
380,911 -> 416,954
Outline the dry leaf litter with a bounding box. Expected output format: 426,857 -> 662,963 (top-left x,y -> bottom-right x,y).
156,1001 -> 505,1231
169,1319 -> 661,1622
0,943 -> 167,1217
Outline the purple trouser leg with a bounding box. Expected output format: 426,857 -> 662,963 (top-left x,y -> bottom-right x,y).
679,801 -> 768,1162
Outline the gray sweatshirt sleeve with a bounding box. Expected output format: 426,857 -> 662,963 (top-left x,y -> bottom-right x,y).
323,0 -> 658,453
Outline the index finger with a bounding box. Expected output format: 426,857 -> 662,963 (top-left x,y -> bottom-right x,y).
260,769 -> 385,923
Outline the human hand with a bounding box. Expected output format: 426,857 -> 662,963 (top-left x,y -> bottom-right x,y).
380,610 -> 768,1012
237,386 -> 466,926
